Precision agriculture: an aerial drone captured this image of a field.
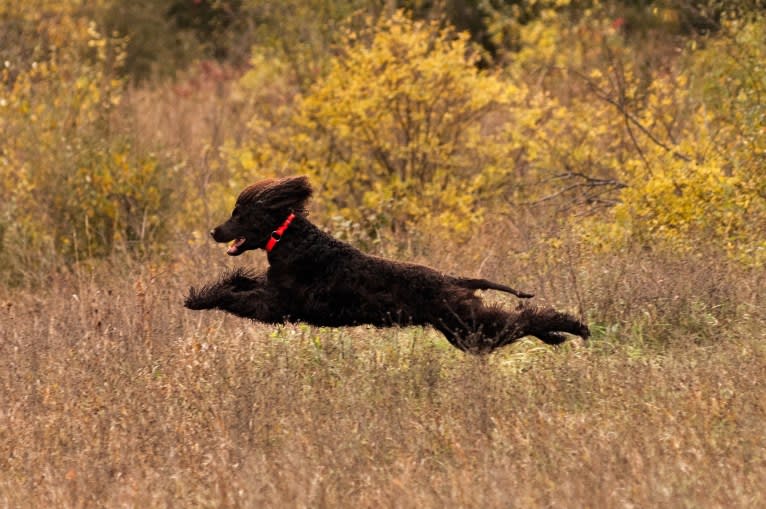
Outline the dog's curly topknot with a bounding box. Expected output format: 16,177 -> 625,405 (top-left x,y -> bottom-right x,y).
237,176 -> 313,215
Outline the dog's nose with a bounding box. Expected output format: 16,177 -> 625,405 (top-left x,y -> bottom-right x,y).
209,229 -> 217,239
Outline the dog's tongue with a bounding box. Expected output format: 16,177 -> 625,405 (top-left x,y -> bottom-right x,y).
227,238 -> 245,255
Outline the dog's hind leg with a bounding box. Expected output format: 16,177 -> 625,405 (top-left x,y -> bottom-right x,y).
493,306 -> 590,349
435,303 -> 589,353
434,303 -> 525,353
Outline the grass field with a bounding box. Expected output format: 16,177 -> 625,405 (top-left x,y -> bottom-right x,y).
1,244 -> 764,508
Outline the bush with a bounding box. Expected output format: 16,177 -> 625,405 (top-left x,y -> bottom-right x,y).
234,11 -> 526,239
492,4 -> 765,265
0,5 -> 176,281
577,15 -> 766,264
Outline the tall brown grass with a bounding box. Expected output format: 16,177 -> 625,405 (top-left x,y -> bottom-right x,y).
1,238 -> 764,508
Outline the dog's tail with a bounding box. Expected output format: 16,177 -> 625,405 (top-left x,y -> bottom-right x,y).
453,277 -> 534,299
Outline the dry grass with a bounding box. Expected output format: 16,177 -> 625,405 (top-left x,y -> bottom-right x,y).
1,244 -> 764,508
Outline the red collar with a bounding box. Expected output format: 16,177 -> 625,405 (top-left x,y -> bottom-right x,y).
266,213 -> 296,252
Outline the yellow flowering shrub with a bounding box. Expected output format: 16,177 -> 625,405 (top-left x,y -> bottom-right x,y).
502,5 -> 765,265
0,2 -> 174,279
234,11 -> 525,238
584,16 -> 765,264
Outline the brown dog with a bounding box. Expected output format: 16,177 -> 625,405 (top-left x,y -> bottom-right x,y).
185,176 -> 589,353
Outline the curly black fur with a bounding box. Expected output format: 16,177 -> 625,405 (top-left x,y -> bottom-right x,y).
185,176 -> 589,353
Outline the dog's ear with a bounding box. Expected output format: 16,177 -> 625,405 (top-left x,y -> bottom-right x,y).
260,175 -> 313,213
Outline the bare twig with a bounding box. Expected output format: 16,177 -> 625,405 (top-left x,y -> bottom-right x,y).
522,167 -> 626,207
562,65 -> 693,163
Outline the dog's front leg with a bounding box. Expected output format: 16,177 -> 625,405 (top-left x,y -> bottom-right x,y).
184,269 -> 287,323
185,269 -> 259,310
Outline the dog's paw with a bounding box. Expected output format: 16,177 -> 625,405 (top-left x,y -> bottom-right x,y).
184,287 -> 212,310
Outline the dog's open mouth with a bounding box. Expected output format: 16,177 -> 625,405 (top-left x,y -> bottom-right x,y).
227,238 -> 246,256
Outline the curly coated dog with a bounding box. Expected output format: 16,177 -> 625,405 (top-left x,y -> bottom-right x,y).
184,176 -> 589,353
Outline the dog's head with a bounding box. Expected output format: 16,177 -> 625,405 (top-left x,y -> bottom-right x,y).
210,175 -> 313,256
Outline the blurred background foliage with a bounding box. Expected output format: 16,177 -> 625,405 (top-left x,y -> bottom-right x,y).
1,0 -> 765,282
